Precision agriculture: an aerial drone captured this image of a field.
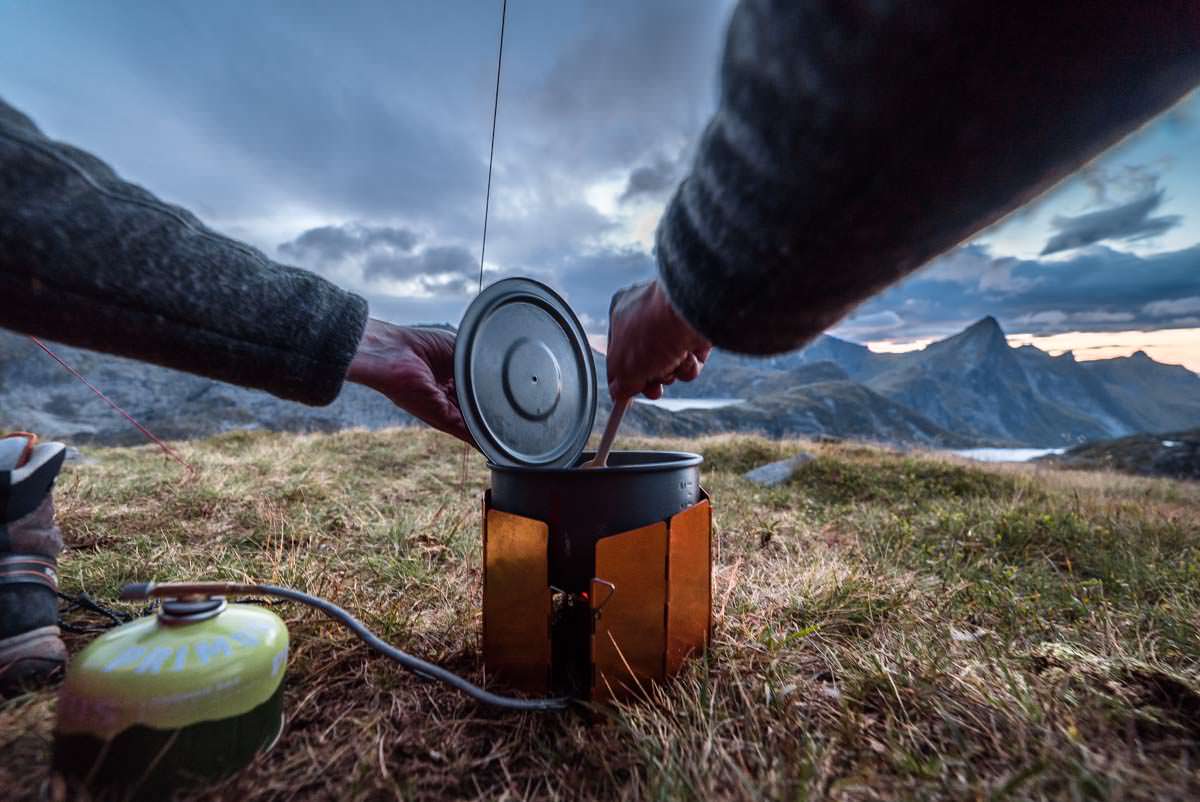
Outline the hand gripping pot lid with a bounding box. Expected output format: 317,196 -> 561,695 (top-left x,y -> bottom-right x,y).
455,278 -> 597,467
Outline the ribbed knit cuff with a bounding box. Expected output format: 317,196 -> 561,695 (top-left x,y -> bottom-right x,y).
287,291 -> 370,407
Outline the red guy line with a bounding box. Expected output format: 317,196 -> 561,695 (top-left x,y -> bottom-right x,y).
28,337 -> 196,479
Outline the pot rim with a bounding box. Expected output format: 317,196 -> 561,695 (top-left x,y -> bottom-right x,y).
487,449 -> 702,475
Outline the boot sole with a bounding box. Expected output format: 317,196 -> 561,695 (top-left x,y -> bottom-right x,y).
0,624 -> 67,690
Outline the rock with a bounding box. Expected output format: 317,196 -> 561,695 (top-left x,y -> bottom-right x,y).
742,453 -> 815,487
63,446 -> 96,464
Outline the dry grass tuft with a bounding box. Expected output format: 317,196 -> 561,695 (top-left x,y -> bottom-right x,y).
2,428 -> 1198,800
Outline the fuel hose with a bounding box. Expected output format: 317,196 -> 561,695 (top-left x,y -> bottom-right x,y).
120,581 -> 572,712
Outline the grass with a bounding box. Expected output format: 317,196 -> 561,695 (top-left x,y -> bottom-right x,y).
2,428 -> 1199,801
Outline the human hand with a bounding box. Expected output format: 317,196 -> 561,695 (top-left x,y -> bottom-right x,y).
606,280 -> 711,401
346,319 -> 472,444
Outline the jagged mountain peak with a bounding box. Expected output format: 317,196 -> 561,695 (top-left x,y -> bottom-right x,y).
959,315 -> 1008,342
925,315 -> 1010,359
970,315 -> 1004,332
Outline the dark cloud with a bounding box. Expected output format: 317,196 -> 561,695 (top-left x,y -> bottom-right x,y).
0,3 -> 497,234
619,156 -> 681,204
363,245 -> 476,286
279,222 -> 476,298
485,198 -> 617,268
1143,296 -> 1200,317
834,311 -> 905,340
279,224 -> 418,265
354,245 -> 655,332
1040,190 -> 1182,255
1078,163 -> 1166,206
471,0 -> 728,268
365,294 -> 470,328
833,243 -> 1200,341
550,248 -> 657,328
526,1 -> 729,173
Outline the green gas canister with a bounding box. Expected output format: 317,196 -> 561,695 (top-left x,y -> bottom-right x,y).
52,596 -> 288,801
51,577 -> 569,799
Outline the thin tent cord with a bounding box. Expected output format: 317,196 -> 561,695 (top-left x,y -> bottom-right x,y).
28,336 -> 196,478
461,0 -> 508,492
479,0 -> 507,288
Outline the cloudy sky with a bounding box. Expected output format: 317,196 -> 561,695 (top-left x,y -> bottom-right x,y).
3,1 -> 1199,369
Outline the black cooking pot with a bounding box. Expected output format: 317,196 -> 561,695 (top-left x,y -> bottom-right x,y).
489,449 -> 702,694
489,449 -> 703,590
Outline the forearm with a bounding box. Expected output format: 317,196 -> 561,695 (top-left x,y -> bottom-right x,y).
658,0 -> 1200,354
0,99 -> 367,405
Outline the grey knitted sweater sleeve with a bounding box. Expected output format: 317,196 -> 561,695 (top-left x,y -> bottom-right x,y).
658,1 -> 1200,354
0,98 -> 368,406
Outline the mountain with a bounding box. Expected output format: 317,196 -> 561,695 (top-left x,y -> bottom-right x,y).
861,317 -> 1131,445
1040,428 -> 1200,481
1080,351 -> 1200,433
661,351 -> 850,398
0,331 -> 416,445
668,337 -> 881,397
624,317 -> 1200,447
3,317 -> 1198,449
607,380 -> 978,446
1010,346 -> 1142,435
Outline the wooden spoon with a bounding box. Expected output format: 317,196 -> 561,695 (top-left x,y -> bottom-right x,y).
584,397 -> 630,469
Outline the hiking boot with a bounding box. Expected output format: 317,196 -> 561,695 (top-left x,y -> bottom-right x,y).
1,432 -> 67,693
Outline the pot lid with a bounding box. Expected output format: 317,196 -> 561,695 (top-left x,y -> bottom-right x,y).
454,278 -> 597,467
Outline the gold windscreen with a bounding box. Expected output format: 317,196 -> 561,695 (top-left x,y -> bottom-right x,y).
592,521 -> 668,700
482,495 -> 552,693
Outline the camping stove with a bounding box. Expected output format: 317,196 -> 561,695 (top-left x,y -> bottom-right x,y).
454,279 -> 714,701
483,454 -> 711,700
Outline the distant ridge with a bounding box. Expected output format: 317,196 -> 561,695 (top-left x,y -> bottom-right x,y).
1041,427 -> 1200,480
2,318 -> 1198,448
610,317 -> 1200,447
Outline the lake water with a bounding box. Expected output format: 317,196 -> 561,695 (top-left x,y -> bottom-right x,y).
635,397 -> 745,412
950,447 -> 1065,463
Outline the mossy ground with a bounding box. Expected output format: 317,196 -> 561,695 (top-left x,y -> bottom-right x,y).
3,429 -> 1198,800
